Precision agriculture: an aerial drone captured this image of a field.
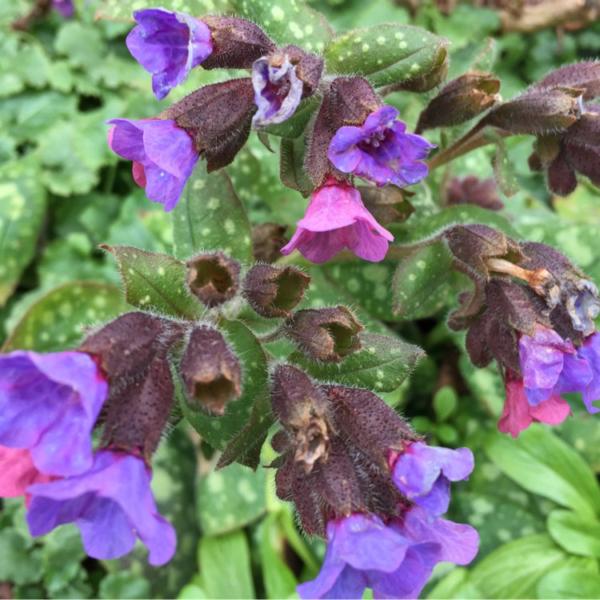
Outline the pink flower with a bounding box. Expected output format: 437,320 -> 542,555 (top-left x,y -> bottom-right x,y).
281,179 -> 393,264
0,446 -> 51,499
498,375 -> 571,438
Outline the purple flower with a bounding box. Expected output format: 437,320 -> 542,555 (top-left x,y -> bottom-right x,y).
252,56 -> 303,127
107,118 -> 199,211
328,105 -> 434,187
27,450 -> 176,566
281,179 -> 393,264
297,509 -> 479,599
126,8 -> 213,100
391,443 -> 474,516
519,325 -> 593,409
578,332 -> 600,414
0,351 -> 107,477
52,0 -> 74,18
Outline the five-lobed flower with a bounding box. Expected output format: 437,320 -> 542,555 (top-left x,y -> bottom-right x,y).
281,178 -> 394,263
126,8 -> 213,100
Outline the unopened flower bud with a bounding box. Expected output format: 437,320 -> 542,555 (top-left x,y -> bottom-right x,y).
416,72 -> 500,133
201,15 -> 275,70
482,87 -> 581,134
243,264 -> 310,318
445,176 -> 503,211
285,306 -> 363,362
186,252 -> 240,308
251,222 -> 288,263
163,78 -> 255,171
271,365 -> 331,473
180,325 -> 242,415
534,61 -> 600,101
80,312 -> 185,459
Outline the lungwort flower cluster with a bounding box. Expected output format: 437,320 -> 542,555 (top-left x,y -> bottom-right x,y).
107,8 -> 433,264
0,349 -> 176,565
445,225 -> 600,437
270,365 -> 479,599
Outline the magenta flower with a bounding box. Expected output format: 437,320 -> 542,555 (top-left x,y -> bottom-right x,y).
498,374 -> 571,438
0,447 -> 51,498
107,118 -> 199,211
126,8 -> 213,100
519,325 -> 593,408
252,56 -> 303,127
328,105 -> 434,187
0,351 -> 107,477
281,179 -> 393,263
27,450 -> 176,566
52,0 -> 74,18
297,509 -> 478,599
391,443 -> 474,516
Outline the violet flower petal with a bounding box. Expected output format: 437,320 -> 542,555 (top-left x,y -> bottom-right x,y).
126,8 -> 213,100
27,451 -> 176,566
0,351 -> 107,477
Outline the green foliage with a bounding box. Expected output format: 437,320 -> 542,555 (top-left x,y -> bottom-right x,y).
104,245 -> 203,319
324,23 -> 447,88
173,165 -> 253,263
0,160 -> 46,306
291,332 -> 424,392
3,281 -> 127,352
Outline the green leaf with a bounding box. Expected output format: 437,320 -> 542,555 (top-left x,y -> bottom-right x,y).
197,531 -> 255,599
99,573 -> 151,599
547,510 -> 600,558
468,534 -> 568,599
324,24 -> 447,88
3,281 -> 128,352
230,0 -> 333,52
291,332 -> 424,393
319,261 -> 398,323
217,387 -> 273,470
259,514 -> 298,600
102,245 -> 203,320
427,568 -> 481,599
393,243 -> 466,319
197,462 -> 266,535
433,385 -> 458,422
41,527 -> 85,595
280,136 -> 313,196
0,161 -> 46,306
537,566 -> 600,599
180,320 -> 269,450
95,0 -> 230,21
485,426 -> 600,518
54,23 -> 106,70
0,529 -> 43,585
391,204 -> 518,246
172,164 -> 252,263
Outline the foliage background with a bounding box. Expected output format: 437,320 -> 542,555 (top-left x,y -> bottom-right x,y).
1,0 -> 600,598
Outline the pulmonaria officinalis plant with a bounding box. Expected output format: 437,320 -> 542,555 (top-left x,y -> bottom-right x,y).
4,2 -> 600,599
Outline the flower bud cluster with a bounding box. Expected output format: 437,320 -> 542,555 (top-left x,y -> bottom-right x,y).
269,365 -> 479,599
445,224 -> 600,436
0,304 -> 246,565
